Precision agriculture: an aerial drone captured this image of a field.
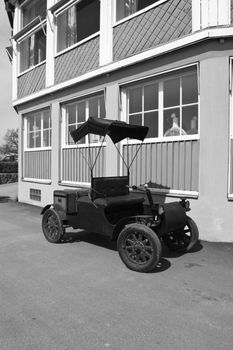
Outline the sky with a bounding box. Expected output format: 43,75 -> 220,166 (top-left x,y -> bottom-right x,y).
0,1 -> 18,146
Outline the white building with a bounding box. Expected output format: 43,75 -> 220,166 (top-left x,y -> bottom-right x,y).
4,0 -> 233,242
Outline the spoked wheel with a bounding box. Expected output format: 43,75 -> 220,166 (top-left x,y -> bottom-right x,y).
42,208 -> 65,243
162,216 -> 199,253
117,223 -> 162,272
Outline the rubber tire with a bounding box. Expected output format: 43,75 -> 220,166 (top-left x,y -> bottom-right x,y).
117,223 -> 162,273
42,208 -> 64,243
162,216 -> 199,253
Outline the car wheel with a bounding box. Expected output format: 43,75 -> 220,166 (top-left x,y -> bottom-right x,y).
117,223 -> 162,273
42,208 -> 64,243
162,216 -> 199,253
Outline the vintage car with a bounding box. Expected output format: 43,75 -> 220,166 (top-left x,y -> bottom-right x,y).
41,117 -> 198,272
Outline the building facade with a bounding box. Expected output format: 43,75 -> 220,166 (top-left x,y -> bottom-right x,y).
5,0 -> 233,241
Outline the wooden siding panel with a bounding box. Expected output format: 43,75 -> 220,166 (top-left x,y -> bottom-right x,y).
62,146 -> 105,183
55,37 -> 100,85
24,150 -> 51,180
113,0 -> 192,61
18,64 -> 46,98
123,140 -> 199,192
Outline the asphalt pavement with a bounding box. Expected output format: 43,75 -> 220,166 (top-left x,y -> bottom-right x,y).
0,185 -> 233,350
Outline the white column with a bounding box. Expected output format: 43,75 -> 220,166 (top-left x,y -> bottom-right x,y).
105,84 -> 120,176
46,0 -> 55,86
218,0 -> 230,26
201,0 -> 209,29
12,5 -> 20,100
99,0 -> 114,66
192,0 -> 201,32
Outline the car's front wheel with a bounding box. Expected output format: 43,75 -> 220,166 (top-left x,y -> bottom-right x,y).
42,208 -> 64,243
117,223 -> 162,272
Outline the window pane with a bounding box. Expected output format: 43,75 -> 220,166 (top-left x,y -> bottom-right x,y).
89,97 -> 98,118
164,78 -> 180,108
22,0 -> 47,27
116,0 -> 159,21
28,133 -> 34,148
182,105 -> 198,134
35,29 -> 46,63
68,124 -> 76,144
129,114 -> 142,126
28,117 -> 34,132
182,74 -> 198,105
57,11 -> 68,52
163,109 -> 183,137
34,114 -> 41,130
35,130 -> 41,147
129,87 -> 142,113
77,102 -> 86,123
67,104 -> 76,125
57,0 -> 100,53
144,112 -> 158,138
144,84 -> 158,111
43,129 -> 50,147
99,96 -> 106,118
43,114 -> 50,129
19,29 -> 46,72
76,0 -> 100,42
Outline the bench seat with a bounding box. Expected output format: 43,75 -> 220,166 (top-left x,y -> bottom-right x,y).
94,193 -> 145,208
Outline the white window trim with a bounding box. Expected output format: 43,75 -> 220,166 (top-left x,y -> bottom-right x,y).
17,20 -> 47,76
54,0 -> 100,55
24,108 -> 51,151
121,68 -> 200,144
61,92 -> 106,148
114,0 -> 169,26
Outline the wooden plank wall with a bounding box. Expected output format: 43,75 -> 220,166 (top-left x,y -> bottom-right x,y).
113,0 -> 192,61
123,139 -> 199,192
62,146 -> 105,183
18,63 -> 46,99
24,150 -> 51,180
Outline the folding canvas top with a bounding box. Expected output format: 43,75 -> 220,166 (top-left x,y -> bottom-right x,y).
70,117 -> 148,144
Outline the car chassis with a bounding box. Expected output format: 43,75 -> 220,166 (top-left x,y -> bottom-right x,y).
41,117 -> 199,272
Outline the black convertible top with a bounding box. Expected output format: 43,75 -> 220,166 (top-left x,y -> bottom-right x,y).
70,117 -> 148,144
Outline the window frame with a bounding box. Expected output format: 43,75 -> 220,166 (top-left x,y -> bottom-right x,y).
17,21 -> 47,76
23,107 -> 52,151
20,0 -> 47,29
121,65 -> 200,144
61,92 -> 106,148
114,0 -> 169,26
54,0 -> 100,56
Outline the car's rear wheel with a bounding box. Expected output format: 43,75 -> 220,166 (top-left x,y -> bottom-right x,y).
117,223 -> 162,272
42,208 -> 64,243
162,216 -> 199,253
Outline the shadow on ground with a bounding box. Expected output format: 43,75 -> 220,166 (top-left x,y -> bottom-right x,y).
58,230 -> 205,273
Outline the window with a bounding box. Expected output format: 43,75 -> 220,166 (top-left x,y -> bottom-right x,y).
126,68 -> 199,139
25,108 -> 51,149
21,0 -> 47,28
64,94 -> 105,145
56,0 -> 100,53
116,0 -> 162,21
19,27 -> 46,73
30,188 -> 41,201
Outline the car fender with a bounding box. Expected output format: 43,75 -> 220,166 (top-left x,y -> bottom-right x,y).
41,204 -> 52,215
40,205 -> 67,222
